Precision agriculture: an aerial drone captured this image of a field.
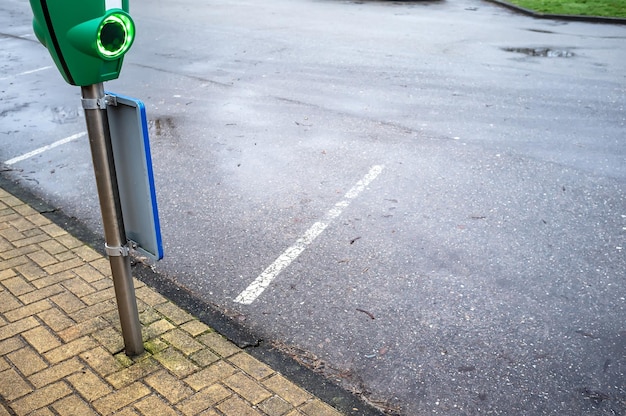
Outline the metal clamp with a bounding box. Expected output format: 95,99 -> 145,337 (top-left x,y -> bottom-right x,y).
105,243 -> 130,257
81,94 -> 117,110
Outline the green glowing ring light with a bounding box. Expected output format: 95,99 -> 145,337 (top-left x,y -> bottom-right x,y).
97,12 -> 135,60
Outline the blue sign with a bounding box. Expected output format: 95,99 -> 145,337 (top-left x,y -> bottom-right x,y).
106,92 -> 163,261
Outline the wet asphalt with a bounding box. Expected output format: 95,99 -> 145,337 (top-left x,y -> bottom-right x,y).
1,0 -> 626,414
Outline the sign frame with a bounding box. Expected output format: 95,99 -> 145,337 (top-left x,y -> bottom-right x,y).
106,92 -> 163,261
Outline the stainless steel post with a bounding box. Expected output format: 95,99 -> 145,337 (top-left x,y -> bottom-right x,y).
81,83 -> 144,356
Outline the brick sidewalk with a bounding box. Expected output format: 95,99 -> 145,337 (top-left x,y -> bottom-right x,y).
0,187 -> 343,416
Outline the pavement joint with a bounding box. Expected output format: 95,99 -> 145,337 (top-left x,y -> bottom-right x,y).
0,188 -> 345,415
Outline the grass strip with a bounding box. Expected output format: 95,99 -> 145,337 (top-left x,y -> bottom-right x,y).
505,0 -> 626,18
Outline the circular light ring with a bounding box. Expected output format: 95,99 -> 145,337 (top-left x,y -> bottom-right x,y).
96,12 -> 135,59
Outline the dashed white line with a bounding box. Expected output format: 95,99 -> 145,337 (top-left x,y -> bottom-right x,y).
3,132 -> 87,166
234,164 -> 384,305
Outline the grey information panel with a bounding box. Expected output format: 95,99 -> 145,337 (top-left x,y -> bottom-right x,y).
106,92 -> 163,261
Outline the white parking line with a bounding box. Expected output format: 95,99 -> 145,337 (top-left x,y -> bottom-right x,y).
3,132 -> 87,165
0,66 -> 52,81
234,164 -> 385,305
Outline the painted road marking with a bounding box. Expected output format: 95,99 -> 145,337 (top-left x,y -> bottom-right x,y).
0,66 -> 52,81
4,132 -> 87,165
234,164 -> 385,305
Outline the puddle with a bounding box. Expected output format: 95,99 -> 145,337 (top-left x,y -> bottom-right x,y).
503,47 -> 575,58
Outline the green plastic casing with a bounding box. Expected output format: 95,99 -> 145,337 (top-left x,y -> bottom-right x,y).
29,0 -> 135,86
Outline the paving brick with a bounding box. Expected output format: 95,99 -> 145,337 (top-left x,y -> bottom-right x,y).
143,318 -> 175,340
135,286 -> 168,307
299,400 -> 343,416
26,250 -> 58,269
44,336 -> 98,364
66,368 -> 113,401
0,288 -> 22,313
29,357 -> 84,388
224,372 -> 272,405
263,374 -> 311,407
105,357 -> 160,389
197,332 -> 241,358
109,408 -> 140,416
0,245 -> 39,261
18,283 -> 64,305
0,226 -> 25,242
153,347 -> 199,378
56,233 -> 84,249
0,194 -> 22,207
44,257 -> 85,275
9,217 -> 37,232
61,276 -> 95,297
55,251 -> 78,262
10,381 -> 71,415
229,352 -> 275,380
0,255 -> 30,272
284,410 -> 305,416
134,395 -> 179,416
52,395 -> 98,416
81,286 -> 115,305
29,270 -> 70,290
0,317 -> 39,342
59,316 -> 109,342
0,235 -> 12,254
28,408 -> 57,416
51,290 -> 86,314
22,325 -> 62,353
0,268 -> 16,281
144,369 -> 194,404
216,395 -> 263,416
90,276 -> 114,291
93,326 -> 124,353
180,320 -> 211,337
197,409 -> 221,416
23,228 -> 45,238
70,299 -> 117,323
40,223 -> 68,239
138,308 -> 162,326
4,299 -> 52,322
80,346 -> 125,377
37,240 -> 68,256
12,233 -> 52,249
25,212 -> 51,226
161,328 -> 204,356
37,307 -> 75,332
12,204 -> 38,217
258,395 -> 293,416
184,361 -> 237,391
7,346 -> 48,376
0,337 -> 25,356
0,368 -> 33,400
13,261 -> 46,282
72,263 -> 106,283
0,356 -> 9,372
189,347 -> 220,367
72,245 -> 101,262
155,302 -> 194,325
177,384 -> 231,416
92,381 -> 150,415
2,275 -> 35,296
89,258 -> 111,275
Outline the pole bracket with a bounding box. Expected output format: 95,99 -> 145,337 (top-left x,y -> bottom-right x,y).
105,243 -> 130,257
81,94 -> 118,110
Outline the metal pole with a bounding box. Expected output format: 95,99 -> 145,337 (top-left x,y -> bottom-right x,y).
81,83 -> 144,356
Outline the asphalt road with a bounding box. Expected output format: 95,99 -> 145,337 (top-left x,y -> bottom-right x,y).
2,0 -> 625,414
